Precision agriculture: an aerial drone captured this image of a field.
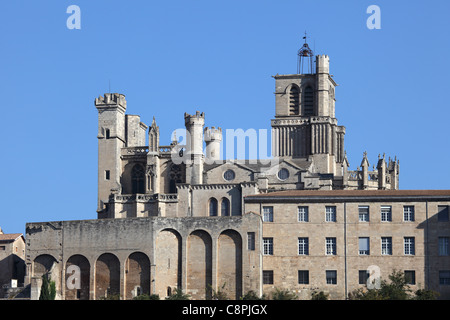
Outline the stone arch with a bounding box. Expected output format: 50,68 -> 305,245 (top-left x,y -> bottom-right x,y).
95,253 -> 120,300
33,254 -> 57,277
217,230 -> 243,299
187,230 -> 212,299
209,198 -> 218,216
155,229 -> 182,298
65,254 -> 90,300
125,252 -> 150,300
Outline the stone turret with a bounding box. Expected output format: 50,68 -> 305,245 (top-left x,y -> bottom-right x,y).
95,93 -> 127,212
184,111 -> 205,184
204,126 -> 222,163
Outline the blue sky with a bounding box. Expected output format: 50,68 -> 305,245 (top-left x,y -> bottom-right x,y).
0,1 -> 449,234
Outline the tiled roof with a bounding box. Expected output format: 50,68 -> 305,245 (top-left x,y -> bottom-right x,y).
0,233 -> 23,242
245,189 -> 450,202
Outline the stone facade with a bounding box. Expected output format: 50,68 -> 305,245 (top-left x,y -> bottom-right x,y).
24,45 -> 449,300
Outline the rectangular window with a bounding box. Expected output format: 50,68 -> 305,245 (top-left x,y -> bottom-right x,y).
404,271 -> 416,285
0,246 -> 5,251
262,206 -> 273,222
438,206 -> 449,222
403,206 -> 415,221
263,270 -> 273,285
105,170 -> 110,180
381,237 -> 392,255
263,238 -> 273,255
298,270 -> 309,284
247,232 -> 255,251
105,128 -> 110,139
359,270 -> 370,285
359,237 -> 370,255
381,206 -> 392,222
439,237 -> 449,256
298,206 -> 309,222
326,206 -> 336,222
439,271 -> 450,285
298,237 -> 309,255
326,270 -> 337,285
359,206 -> 370,222
326,237 -> 337,255
404,237 -> 415,255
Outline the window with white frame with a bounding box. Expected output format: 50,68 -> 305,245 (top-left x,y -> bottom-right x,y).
263,238 -> 273,255
262,206 -> 273,222
298,237 -> 309,255
439,237 -> 449,256
298,206 -> 309,222
326,270 -> 337,284
403,206 -> 415,221
326,237 -> 337,255
359,237 -> 370,255
381,237 -> 392,255
326,206 -> 336,222
381,206 -> 392,222
404,237 -> 415,255
359,206 -> 369,222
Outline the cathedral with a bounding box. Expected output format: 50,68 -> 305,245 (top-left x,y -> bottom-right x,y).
25,42 -> 450,300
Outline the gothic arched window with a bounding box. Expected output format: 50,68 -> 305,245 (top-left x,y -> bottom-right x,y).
209,198 -> 218,216
131,164 -> 145,194
303,86 -> 314,116
289,85 -> 300,115
221,198 -> 230,216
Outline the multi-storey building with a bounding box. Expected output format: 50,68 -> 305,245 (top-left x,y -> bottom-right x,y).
24,42 -> 449,300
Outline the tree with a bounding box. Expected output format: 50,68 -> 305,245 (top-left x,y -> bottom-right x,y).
39,274 -> 56,300
311,291 -> 329,300
348,270 -> 438,300
270,287 -> 297,300
209,283 -> 229,300
240,290 -> 266,300
165,288 -> 191,300
133,294 -> 160,300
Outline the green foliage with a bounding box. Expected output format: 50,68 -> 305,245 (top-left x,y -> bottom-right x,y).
209,283 -> 229,300
133,294 -> 160,300
311,291 -> 329,300
240,290 -> 266,300
165,288 -> 191,300
348,270 -> 438,300
39,274 -> 56,300
99,293 -> 121,300
270,287 -> 298,300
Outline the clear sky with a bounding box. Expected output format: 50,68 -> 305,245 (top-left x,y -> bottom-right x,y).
0,0 -> 449,234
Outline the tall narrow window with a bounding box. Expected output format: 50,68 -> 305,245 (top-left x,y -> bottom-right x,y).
131,164 -> 145,194
326,237 -> 337,255
105,170 -> 110,180
303,86 -> 314,116
359,237 -> 370,255
359,206 -> 369,222
381,237 -> 392,255
381,206 -> 392,222
298,206 -> 309,222
221,198 -> 230,216
105,128 -> 110,139
326,206 -> 336,222
209,198 -> 218,216
403,206 -> 415,221
247,232 -> 255,251
263,238 -> 273,255
439,237 -> 449,256
404,237 -> 415,255
263,206 -> 273,222
298,238 -> 309,255
289,85 -> 299,115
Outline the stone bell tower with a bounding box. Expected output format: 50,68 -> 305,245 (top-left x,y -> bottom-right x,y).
271,37 -> 345,175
